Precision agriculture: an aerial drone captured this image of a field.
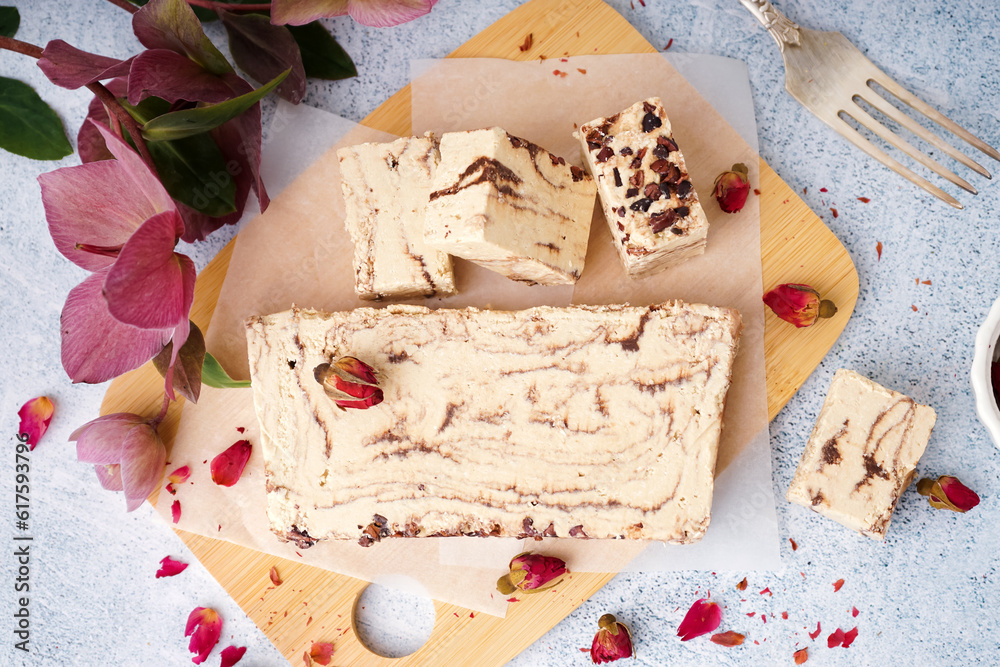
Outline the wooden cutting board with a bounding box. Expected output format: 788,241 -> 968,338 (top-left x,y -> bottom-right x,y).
101,0 -> 859,663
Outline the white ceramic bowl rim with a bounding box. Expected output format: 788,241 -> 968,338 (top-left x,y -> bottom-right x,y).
971,294 -> 1000,450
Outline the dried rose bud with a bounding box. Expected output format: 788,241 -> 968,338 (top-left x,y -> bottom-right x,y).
712,163 -> 750,213
917,475 -> 980,513
762,283 -> 837,328
590,613 -> 634,663
496,552 -> 567,595
314,356 -> 383,410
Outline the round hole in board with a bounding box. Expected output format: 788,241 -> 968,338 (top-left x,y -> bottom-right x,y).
352,576 -> 436,658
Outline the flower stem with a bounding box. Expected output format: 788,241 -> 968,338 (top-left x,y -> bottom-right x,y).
185,0 -> 273,10
151,392 -> 172,429
103,0 -> 139,14
0,35 -> 159,177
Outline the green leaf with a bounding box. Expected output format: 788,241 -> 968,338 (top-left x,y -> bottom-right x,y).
0,77 -> 72,161
288,22 -> 357,81
147,134 -> 237,216
153,321 -> 206,403
140,69 -> 289,142
0,6 -> 20,38
202,352 -> 251,389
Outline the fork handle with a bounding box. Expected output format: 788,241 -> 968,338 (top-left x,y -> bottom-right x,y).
738,0 -> 801,52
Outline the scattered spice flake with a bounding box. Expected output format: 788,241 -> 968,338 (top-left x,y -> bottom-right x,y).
270,566 -> 283,587
782,611 -> 789,620
236,426 -> 245,433
470,612 -> 475,618
171,500 -> 181,524
831,208 -> 839,218
803,187 -> 808,194
857,196 -> 871,203
710,631 -> 745,647
911,304 -> 918,312
794,647 -> 809,664
664,38 -> 674,50
842,627 -> 858,648
852,607 -> 859,618
747,612 -> 756,617
552,69 -> 568,78
220,645 -> 247,667
211,440 -> 252,487
308,641 -> 335,665
506,597 -> 519,603
762,615 -> 767,623
453,612 -> 459,617
800,572 -> 805,579
559,57 -> 568,62
876,241 -> 883,260
789,538 -> 798,551
827,628 -> 846,648
518,33 -> 533,52
736,577 -> 748,591
760,587 -> 772,597
639,0 -> 645,5
155,556 -> 188,578
832,578 -> 845,592
921,279 -> 932,285
820,187 -> 828,192
577,68 -> 587,74
808,621 -> 822,640
754,188 -> 761,195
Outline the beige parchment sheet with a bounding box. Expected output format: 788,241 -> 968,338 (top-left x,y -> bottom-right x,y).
156,53 -> 778,618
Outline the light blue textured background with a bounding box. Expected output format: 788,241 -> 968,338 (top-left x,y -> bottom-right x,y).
1,0 -> 999,665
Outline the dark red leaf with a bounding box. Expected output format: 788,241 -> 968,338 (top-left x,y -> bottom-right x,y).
37,39 -> 132,90
153,320 -> 206,403
132,0 -> 233,76
219,11 -> 306,104
127,49 -> 235,105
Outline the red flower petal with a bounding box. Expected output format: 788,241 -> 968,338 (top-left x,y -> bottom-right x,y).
59,268 -> 173,384
172,500 -> 181,524
832,578 -> 845,592
211,440 -> 252,487
269,566 -> 283,586
18,397 -> 54,450
677,598 -> 722,641
876,241 -> 883,260
852,606 -> 859,617
789,538 -> 798,551
794,648 -> 808,664
220,645 -> 247,667
842,627 -> 858,648
736,577 -> 747,591
827,628 -> 846,648
185,607 -> 222,665
168,465 -> 191,485
710,631 -> 745,647
309,641 -> 335,665
155,555 -> 188,578
808,621 -> 821,640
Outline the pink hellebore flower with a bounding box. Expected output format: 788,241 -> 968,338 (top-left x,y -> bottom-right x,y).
271,0 -> 438,28
38,122 -> 195,394
71,413 -> 166,512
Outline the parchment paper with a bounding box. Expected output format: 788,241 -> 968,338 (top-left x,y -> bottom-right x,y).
158,53 -> 779,619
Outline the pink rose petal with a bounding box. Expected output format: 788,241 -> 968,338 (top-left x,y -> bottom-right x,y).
827,628 -> 846,648
269,566 -> 282,586
347,0 -> 437,28
172,500 -> 181,524
210,440 -> 252,487
37,39 -> 133,89
677,598 -> 722,641
60,268 -> 173,384
309,641 -> 335,665
120,423 -> 166,512
220,645 -> 247,667
168,465 -> 191,485
155,555 -> 188,578
808,621 -> 821,640
185,607 -> 222,665
18,397 -> 54,450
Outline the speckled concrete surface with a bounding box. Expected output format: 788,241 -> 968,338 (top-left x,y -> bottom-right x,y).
1,0 -> 999,665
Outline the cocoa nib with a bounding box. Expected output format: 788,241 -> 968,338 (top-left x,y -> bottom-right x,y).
613,167 -> 622,187
358,514 -> 390,548
518,33 -> 533,52
644,183 -> 662,200
676,206 -> 690,218
629,147 -> 648,170
642,100 -> 657,114
596,146 -> 614,163
670,226 -> 684,235
659,182 -> 672,198
642,112 -> 663,132
650,209 -> 676,233
629,198 -> 653,212
656,135 -> 678,151
570,165 -> 585,182
286,526 -> 316,549
652,143 -> 670,159
628,170 -> 644,188
676,179 -> 692,198
616,206 -> 626,217
620,146 -> 634,156
569,525 -> 589,538
549,153 -> 566,166
625,187 -> 639,198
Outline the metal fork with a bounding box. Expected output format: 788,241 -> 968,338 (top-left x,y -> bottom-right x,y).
739,0 -> 1000,209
